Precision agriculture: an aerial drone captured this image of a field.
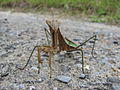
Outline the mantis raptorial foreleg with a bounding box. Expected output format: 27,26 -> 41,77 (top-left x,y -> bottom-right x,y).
44,28 -> 51,45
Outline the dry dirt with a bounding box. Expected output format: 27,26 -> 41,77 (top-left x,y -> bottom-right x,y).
0,11 -> 120,90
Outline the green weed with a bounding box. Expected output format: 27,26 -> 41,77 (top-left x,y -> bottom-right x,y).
0,0 -> 119,23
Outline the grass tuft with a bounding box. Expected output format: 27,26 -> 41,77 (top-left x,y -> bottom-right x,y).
0,0 -> 120,24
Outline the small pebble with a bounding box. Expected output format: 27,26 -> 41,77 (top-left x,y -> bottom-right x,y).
107,77 -> 120,83
84,65 -> 90,71
117,66 -> 120,69
79,74 -> 86,79
31,66 -> 38,71
52,87 -> 58,90
38,78 -> 42,82
9,84 -> 18,90
56,75 -> 72,83
75,64 -> 82,68
19,84 -> 25,89
112,85 -> 120,90
113,41 -> 119,45
29,86 -> 35,90
89,41 -> 95,43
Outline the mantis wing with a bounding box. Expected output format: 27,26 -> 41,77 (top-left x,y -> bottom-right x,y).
64,37 -> 78,48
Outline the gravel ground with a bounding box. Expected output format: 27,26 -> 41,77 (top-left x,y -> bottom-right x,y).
0,11 -> 120,90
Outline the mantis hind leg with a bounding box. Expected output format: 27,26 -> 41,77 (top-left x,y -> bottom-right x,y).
76,35 -> 97,58
91,35 -> 97,58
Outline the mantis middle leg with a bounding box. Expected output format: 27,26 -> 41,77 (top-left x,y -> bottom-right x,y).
17,46 -> 39,70
68,48 -> 84,74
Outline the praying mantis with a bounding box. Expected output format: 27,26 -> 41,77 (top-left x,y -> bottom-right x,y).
18,19 -> 97,78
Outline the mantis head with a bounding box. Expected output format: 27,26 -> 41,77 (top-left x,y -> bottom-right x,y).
46,20 -> 60,32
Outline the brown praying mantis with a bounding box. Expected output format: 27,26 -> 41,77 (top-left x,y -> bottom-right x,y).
18,19 -> 97,78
